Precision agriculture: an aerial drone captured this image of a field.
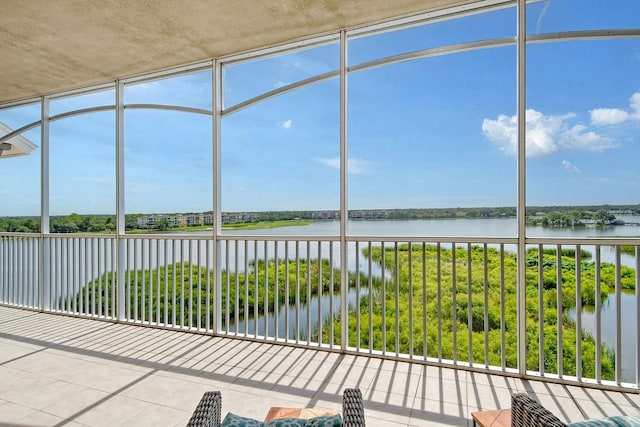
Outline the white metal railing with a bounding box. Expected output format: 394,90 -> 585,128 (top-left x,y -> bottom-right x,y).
48,236 -> 116,317
0,234 -> 40,309
0,233 -> 638,391
121,236 -> 214,330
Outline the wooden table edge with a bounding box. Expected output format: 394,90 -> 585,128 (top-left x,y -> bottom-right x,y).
470,408 -> 512,427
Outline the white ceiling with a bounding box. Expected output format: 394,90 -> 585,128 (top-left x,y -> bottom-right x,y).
0,0 -> 478,105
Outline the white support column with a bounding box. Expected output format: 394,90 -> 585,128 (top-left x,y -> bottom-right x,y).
339,30 -> 349,352
41,96 -> 50,310
212,59 -> 222,334
516,0 -> 527,376
116,80 -> 126,320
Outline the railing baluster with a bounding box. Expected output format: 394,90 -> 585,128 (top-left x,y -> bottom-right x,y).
394,241 -> 400,356
33,238 -> 38,307
180,239 -> 186,328
263,240 -> 268,339
94,238 -> 97,317
1,238 -> 5,303
595,245 -> 602,383
185,240 -> 193,329
78,238 -> 84,314
242,239 -> 248,335
224,240 -> 230,333
381,241 -> 386,355
125,239 -> 130,320
234,240 -> 239,335
500,243 -> 505,370
306,241 -> 311,345
134,238 -> 138,321
285,241 -> 290,341
437,242 -> 442,362
104,238 -> 109,317
155,239 -> 161,325
273,240 -> 280,341
196,240 -> 208,330
63,237 -> 69,311
56,237 -> 62,313
483,243 -> 489,368
73,238 -> 78,313
452,242 -> 457,364
20,237 -> 24,306
422,242 -> 427,360
0,238 -> 4,302
150,239 -> 155,324
576,244 -> 582,381
615,246 -> 622,385
538,244 -> 544,374
295,240 -> 300,343
355,241 -> 361,352
165,239 -> 170,326
467,242 -> 472,365
19,237 -> 24,306
329,241 -> 334,348
172,239 -> 177,327
22,238 -> 27,306
207,239 -> 212,332
556,244 -> 563,378
111,238 -> 116,319
10,238 -> 16,305
253,240 -> 259,337
316,241 -> 321,346
408,241 -> 414,358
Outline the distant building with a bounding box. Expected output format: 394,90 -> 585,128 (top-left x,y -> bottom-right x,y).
310,210 -> 389,220
221,212 -> 258,224
312,210 -> 340,220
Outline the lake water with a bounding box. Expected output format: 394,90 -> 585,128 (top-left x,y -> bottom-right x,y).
568,292 -> 638,384
222,215 -> 640,238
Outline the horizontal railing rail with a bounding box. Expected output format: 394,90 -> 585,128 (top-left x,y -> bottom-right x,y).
0,233 -> 638,391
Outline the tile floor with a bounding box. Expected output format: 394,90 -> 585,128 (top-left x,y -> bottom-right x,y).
0,305 -> 638,426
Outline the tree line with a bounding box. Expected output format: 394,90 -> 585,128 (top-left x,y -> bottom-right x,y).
0,214 -> 142,233
1,204 -> 639,233
526,209 -> 619,227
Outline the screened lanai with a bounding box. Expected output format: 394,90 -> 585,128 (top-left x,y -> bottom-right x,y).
1,1 -> 640,426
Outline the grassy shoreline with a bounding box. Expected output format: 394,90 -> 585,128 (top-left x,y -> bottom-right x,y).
222,219 -> 312,230
125,219 -> 313,234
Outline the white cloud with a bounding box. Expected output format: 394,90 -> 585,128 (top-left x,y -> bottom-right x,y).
631,92 -> 640,118
482,109 -> 613,158
559,124 -> 616,152
590,91 -> 640,125
481,113 -> 518,156
590,108 -> 630,125
318,157 -> 372,174
282,119 -> 292,129
561,160 -> 580,173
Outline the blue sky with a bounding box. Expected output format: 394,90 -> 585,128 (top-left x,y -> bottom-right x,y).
1,0 -> 639,216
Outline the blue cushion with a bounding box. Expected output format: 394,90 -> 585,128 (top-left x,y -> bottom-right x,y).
222,412 -> 265,427
264,418 -> 307,427
569,415 -> 640,427
306,414 -> 343,426
263,415 -> 342,427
